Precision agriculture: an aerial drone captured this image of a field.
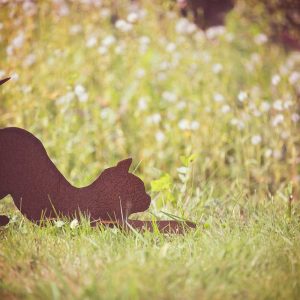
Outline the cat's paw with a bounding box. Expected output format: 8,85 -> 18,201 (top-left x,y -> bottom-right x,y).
0,215 -> 10,226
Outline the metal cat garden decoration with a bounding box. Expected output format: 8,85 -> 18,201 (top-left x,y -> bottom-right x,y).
0,78 -> 195,233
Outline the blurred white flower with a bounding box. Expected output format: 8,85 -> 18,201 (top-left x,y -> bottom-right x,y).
147,113 -> 161,125
86,36 -> 97,48
178,119 -> 189,130
289,71 -> 300,85
0,70 -> 5,78
98,46 -> 107,55
23,53 -> 36,67
12,31 -> 25,49
212,63 -> 223,74
283,100 -> 293,109
10,72 -> 19,81
251,134 -> 262,145
272,114 -> 284,126
291,113 -> 300,123
177,166 -> 188,174
238,91 -> 247,102
177,101 -> 186,110
162,91 -> 177,103
273,100 -> 283,111
264,149 -> 273,158
273,150 -> 282,159
166,42 -> 176,53
115,44 -> 125,54
175,18 -> 196,34
138,97 -> 148,111
190,120 -> 200,130
213,93 -> 224,103
254,33 -> 268,45
102,35 -> 116,47
70,219 -> 79,229
230,118 -> 245,130
55,220 -> 65,228
281,131 -> 289,140
127,12 -> 139,23
271,74 -> 281,86
136,68 -> 146,78
206,26 -> 225,39
100,8 -> 111,18
57,92 -> 74,105
139,36 -> 150,46
155,131 -> 165,142
69,24 -> 82,35
260,101 -> 271,112
220,104 -> 231,114
115,19 -> 132,32
75,84 -> 88,102
23,1 -> 37,16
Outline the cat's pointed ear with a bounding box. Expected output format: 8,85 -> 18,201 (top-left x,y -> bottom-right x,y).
116,158 -> 132,173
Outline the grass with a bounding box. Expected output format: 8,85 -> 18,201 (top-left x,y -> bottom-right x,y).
0,0 -> 300,299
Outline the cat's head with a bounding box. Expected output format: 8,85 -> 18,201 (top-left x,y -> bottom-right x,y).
95,158 -> 151,220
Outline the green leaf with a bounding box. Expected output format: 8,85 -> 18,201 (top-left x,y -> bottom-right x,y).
151,174 -> 172,192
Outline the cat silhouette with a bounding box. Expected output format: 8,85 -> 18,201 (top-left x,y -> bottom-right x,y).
0,127 -> 151,225
0,77 -> 195,233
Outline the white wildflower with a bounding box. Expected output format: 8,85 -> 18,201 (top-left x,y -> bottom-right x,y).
147,113 -> 161,125
55,220 -> 65,228
70,219 -> 79,229
178,119 -> 189,130
127,12 -> 139,23
251,135 -> 262,145
162,91 -> 177,103
212,63 -> 223,74
138,97 -> 148,111
291,113 -> 300,123
190,120 -> 200,130
102,35 -> 116,47
238,91 -> 247,102
271,74 -> 281,86
260,101 -> 271,112
69,24 -> 82,35
23,53 -> 36,67
220,104 -> 231,114
254,33 -> 268,45
213,93 -> 224,103
86,36 -> 97,48
265,149 -> 273,158
272,114 -> 284,126
289,71 -> 300,85
98,46 -> 107,55
115,19 -> 132,32
74,84 -> 88,102
166,42 -> 176,53
273,100 -> 283,111
206,26 -> 225,39
155,131 -> 165,142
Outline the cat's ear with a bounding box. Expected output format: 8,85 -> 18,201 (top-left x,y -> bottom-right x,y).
116,158 -> 132,173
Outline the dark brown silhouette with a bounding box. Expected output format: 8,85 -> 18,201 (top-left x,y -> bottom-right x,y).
0,127 -> 195,233
0,77 -> 195,233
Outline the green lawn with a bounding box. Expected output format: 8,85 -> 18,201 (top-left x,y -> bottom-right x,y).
0,1 -> 300,299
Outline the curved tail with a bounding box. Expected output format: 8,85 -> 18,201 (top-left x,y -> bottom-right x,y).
94,219 -> 196,234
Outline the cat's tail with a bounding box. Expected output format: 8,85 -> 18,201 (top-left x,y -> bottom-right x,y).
95,219 -> 196,234
0,77 -> 10,86
0,215 -> 10,226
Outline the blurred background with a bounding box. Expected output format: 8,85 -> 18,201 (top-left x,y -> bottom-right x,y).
0,0 -> 299,218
